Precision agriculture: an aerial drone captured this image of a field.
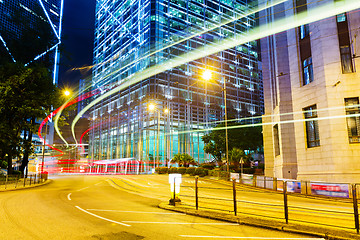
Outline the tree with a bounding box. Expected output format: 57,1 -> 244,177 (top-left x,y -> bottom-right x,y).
0,63 -> 62,174
202,122 -> 263,166
171,153 -> 196,167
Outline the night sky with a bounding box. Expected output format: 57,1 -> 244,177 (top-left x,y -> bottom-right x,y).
59,0 -> 96,89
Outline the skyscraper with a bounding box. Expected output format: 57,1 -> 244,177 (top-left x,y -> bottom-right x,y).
90,0 -> 263,166
0,0 -> 63,84
0,0 -> 64,148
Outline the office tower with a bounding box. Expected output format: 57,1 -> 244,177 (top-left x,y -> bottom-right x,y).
0,0 -> 63,84
260,0 -> 360,182
90,0 -> 263,165
0,0 -> 64,147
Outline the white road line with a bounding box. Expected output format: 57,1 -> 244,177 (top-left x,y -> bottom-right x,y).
179,237 -> 324,239
75,206 -> 131,227
86,209 -> 185,215
67,193 -> 72,201
122,221 -> 238,225
95,182 -> 102,186
76,187 -> 89,192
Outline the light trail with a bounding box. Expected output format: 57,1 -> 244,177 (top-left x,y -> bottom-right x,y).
71,0 -> 360,143
54,0 -> 286,145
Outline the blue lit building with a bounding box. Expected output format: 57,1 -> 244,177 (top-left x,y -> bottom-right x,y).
0,0 -> 64,148
0,0 -> 63,84
90,0 -> 263,166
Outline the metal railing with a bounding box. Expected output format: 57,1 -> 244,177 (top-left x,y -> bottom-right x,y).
0,174 -> 46,190
179,176 -> 360,233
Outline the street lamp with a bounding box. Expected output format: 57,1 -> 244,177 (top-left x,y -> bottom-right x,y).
147,103 -> 169,169
201,69 -> 230,177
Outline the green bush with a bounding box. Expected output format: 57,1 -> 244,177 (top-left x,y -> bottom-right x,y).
242,168 -> 255,174
177,167 -> 187,174
194,167 -> 208,177
0,160 -> 7,169
199,162 -> 216,170
10,170 -> 21,176
185,167 -> 196,175
169,167 -> 178,173
155,167 -> 168,174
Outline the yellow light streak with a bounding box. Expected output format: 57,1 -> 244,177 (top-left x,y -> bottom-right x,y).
71,0 -> 360,144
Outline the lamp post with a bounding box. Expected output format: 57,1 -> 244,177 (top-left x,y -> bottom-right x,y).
202,69 -> 229,176
148,103 -> 169,168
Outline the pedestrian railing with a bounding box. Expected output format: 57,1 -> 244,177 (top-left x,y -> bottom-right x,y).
179,176 -> 360,233
0,174 -> 46,190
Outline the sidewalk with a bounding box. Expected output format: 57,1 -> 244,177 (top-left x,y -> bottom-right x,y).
0,178 -> 51,192
159,201 -> 360,240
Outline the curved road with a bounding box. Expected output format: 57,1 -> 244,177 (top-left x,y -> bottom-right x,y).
0,175 -> 321,240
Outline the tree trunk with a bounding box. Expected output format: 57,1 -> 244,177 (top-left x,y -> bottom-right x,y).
7,152 -> 12,174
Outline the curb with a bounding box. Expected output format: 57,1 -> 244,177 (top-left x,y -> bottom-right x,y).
0,179 -> 52,192
158,202 -> 360,240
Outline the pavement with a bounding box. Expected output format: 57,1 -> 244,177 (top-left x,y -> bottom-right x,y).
158,177 -> 360,240
0,178 -> 50,192
2,174 -> 359,239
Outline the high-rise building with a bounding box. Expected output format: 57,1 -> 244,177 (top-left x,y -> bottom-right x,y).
0,0 -> 64,147
0,0 -> 63,84
260,0 -> 360,182
90,0 -> 263,165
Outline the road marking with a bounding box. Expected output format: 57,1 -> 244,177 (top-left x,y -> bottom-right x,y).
86,209 -> 185,215
179,237 -> 324,239
122,221 -> 238,225
76,187 -> 89,192
67,193 -> 72,201
75,206 -> 131,227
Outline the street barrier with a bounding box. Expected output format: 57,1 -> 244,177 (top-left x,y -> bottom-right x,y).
179,176 -> 360,233
0,174 -> 45,190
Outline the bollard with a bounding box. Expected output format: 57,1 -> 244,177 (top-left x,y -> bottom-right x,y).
30,175 -> 32,186
23,176 -> 26,187
5,175 -> 8,189
169,173 -> 182,205
195,176 -> 199,210
34,174 -> 37,184
233,179 -> 237,216
283,181 -> 289,224
15,175 -> 18,188
352,184 -> 359,234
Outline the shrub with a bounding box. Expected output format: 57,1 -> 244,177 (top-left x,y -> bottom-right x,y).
177,167 -> 187,174
155,167 -> 168,174
194,167 -> 208,177
169,167 -> 178,173
242,168 -> 255,174
0,160 -> 7,169
199,162 -> 216,170
185,167 -> 196,175
10,170 -> 22,176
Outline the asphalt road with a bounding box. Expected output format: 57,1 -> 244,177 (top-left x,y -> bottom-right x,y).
0,175 -> 321,240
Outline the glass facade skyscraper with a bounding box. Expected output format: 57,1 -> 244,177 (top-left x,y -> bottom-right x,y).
0,0 -> 63,84
90,0 -> 263,166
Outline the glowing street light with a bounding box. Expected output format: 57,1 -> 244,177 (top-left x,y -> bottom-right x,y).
202,69 -> 212,81
147,103 -> 170,169
148,103 -> 156,112
63,90 -> 71,97
201,69 -> 230,177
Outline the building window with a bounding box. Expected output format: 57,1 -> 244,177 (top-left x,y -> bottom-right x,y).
337,13 -> 354,73
273,124 -> 280,156
304,105 -> 320,148
345,98 -> 360,143
299,24 -> 310,40
302,56 -> 313,85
